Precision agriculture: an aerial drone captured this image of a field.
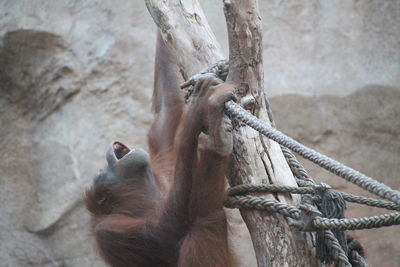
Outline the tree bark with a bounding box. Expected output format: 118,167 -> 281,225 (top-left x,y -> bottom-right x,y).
145,0 -> 319,266
223,1 -> 319,266
145,0 -> 224,78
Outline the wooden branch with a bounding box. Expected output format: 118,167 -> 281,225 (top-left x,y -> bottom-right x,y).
145,0 -> 224,77
223,1 -> 319,265
145,0 -> 319,265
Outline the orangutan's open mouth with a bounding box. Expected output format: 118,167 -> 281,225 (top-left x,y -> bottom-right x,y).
113,141 -> 131,160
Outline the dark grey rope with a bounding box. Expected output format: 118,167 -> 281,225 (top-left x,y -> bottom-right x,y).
227,184 -> 400,211
349,250 -> 368,267
224,100 -> 400,205
341,192 -> 400,211
322,230 -> 352,267
227,184 -> 315,196
313,212 -> 400,230
226,184 -> 400,230
224,195 -> 301,219
280,146 -> 315,185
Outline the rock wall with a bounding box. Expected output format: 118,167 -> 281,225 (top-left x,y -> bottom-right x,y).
0,0 -> 398,266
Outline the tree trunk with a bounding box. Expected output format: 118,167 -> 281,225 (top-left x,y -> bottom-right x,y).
145,0 -> 319,266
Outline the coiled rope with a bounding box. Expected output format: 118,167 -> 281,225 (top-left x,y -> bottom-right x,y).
224,100 -> 400,205
225,184 -> 400,229
188,63 -> 399,266
222,100 -> 400,266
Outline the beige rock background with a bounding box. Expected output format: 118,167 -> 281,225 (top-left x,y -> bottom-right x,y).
0,0 -> 398,266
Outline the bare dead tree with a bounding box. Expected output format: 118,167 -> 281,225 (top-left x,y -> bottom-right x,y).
145,0 -> 319,266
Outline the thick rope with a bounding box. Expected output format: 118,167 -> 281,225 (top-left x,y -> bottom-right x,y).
341,192 -> 400,211
227,184 -> 400,230
349,251 -> 368,267
225,100 -> 400,205
227,184 -> 315,196
224,195 -> 301,219
322,230 -> 352,267
313,212 -> 400,230
227,184 -> 400,211
280,146 -> 315,185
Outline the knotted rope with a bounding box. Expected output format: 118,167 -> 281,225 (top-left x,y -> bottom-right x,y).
224,100 -> 400,205
185,62 -> 400,266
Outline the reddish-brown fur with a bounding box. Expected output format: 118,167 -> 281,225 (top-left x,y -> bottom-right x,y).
84,33 -> 235,267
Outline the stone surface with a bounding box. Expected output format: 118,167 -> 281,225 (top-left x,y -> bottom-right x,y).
0,0 -> 398,266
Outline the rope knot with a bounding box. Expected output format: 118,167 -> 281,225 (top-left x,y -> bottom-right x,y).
287,203 -> 322,232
